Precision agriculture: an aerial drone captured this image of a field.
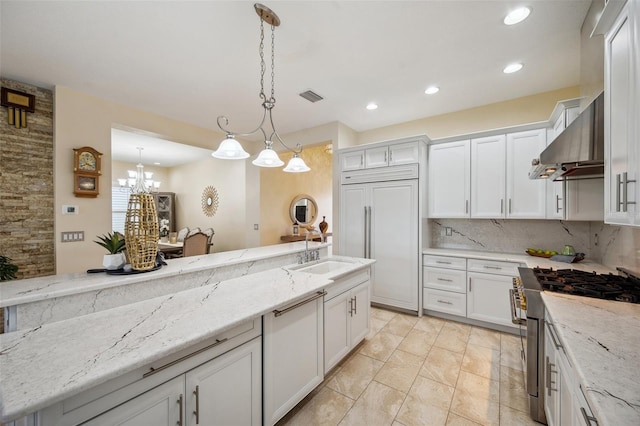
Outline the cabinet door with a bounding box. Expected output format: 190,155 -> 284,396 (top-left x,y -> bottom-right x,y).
605,7 -> 638,225
471,135 -> 506,218
339,184 -> 367,258
263,296 -> 324,425
565,179 -> 604,221
506,129 -> 547,218
365,146 -> 389,168
369,180 -> 419,311
324,291 -> 351,373
350,281 -> 370,347
428,140 -> 470,218
466,272 -> 513,327
83,376 -> 183,426
544,325 -> 559,426
389,142 -> 420,166
185,337 -> 261,426
341,151 -> 365,171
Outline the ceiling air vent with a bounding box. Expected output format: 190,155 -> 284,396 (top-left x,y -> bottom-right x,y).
299,90 -> 324,103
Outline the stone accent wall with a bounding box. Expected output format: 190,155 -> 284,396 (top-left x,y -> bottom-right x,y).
0,78 -> 55,332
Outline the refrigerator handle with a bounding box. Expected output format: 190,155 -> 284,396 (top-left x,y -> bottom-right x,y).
363,206 -> 369,258
367,206 -> 372,259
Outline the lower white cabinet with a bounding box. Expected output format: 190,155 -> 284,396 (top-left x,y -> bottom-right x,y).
544,310 -> 598,426
263,292 -> 324,426
84,337 -> 262,426
423,255 -> 521,330
324,279 -> 370,373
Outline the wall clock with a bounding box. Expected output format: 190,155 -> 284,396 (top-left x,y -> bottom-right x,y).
73,146 -> 102,198
201,186 -> 219,217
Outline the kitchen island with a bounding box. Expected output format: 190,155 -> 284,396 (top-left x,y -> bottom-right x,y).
1,241 -> 330,331
0,255 -> 374,424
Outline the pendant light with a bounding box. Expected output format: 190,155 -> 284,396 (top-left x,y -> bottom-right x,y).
212,3 -> 310,173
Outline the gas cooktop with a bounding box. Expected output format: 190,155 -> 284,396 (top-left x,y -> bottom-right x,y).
532,267 -> 640,303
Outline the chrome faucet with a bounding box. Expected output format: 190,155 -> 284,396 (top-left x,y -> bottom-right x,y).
298,229 -> 320,264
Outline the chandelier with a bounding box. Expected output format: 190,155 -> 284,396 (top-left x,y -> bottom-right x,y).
212,3 -> 310,173
117,147 -> 160,193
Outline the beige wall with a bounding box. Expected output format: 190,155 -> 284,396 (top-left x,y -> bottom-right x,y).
259,144 -> 333,246
170,156 -> 248,253
54,86 -> 229,273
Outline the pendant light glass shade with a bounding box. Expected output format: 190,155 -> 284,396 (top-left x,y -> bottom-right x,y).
212,135 -> 250,159
252,143 -> 284,167
283,154 -> 310,173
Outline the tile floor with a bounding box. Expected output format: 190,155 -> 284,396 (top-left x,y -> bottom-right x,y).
277,307 -> 539,426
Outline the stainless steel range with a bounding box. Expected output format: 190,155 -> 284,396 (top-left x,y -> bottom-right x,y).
512,266 -> 640,424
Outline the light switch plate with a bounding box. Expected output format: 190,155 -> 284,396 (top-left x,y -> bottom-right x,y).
61,231 -> 84,242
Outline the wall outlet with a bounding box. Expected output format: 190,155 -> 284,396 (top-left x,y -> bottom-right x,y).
445,227 -> 453,236
254,224 -> 259,230
61,231 -> 84,242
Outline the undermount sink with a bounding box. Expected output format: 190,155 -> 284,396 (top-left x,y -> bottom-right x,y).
289,258 -> 355,275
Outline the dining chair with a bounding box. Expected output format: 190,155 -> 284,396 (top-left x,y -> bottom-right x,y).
176,227 -> 189,242
203,227 -> 215,243
182,232 -> 209,257
186,227 -> 201,238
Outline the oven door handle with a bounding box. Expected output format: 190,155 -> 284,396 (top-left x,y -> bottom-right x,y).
509,288 -> 527,325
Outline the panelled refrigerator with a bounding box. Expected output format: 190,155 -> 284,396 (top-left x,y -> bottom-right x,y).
339,164 -> 419,312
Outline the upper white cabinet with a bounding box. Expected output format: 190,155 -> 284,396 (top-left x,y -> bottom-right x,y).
603,0 -> 639,226
469,129 -> 546,219
340,141 -> 421,171
428,140 -> 471,217
506,129 -> 548,218
471,135 -> 507,218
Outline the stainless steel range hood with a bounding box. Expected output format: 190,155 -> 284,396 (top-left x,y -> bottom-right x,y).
529,92 -> 604,181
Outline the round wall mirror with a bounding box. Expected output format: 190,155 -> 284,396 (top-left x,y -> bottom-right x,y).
289,194 -> 318,225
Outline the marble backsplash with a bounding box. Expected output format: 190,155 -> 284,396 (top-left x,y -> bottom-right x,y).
429,219 -> 639,273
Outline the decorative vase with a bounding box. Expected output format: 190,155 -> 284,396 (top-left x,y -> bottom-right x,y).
124,193 -> 159,271
102,253 -> 125,270
160,235 -> 169,243
169,232 -> 178,244
319,216 -> 329,234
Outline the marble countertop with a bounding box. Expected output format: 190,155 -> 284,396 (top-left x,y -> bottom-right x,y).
542,292 -> 640,426
422,248 -> 616,274
0,256 -> 374,422
0,241 -> 330,308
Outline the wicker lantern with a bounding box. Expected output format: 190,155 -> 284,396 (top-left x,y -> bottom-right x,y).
124,193 -> 158,270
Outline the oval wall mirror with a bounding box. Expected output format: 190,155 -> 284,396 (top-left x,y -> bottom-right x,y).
289,194 -> 318,225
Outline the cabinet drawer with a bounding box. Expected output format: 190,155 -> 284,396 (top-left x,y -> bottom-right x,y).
423,289 -> 466,316
467,258 -> 521,276
423,255 -> 466,270
423,267 -> 466,293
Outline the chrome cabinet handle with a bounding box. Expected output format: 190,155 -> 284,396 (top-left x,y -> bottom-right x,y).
384,150 -> 388,164
353,295 -> 357,315
437,299 -> 453,305
465,200 -> 469,214
348,298 -> 353,317
501,199 -> 504,214
178,394 -> 184,426
546,321 -> 563,350
556,194 -> 563,213
581,407 -> 598,425
616,173 -> 622,212
621,172 -> 637,212
546,356 -> 557,396
193,385 -> 200,424
483,265 -> 502,270
273,291 -> 326,317
436,260 -> 451,265
144,338 -> 229,378
509,198 -> 512,214
468,278 -> 472,291
363,206 -> 369,258
437,277 -> 453,282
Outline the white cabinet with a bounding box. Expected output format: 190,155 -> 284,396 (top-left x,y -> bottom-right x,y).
544,312 -> 599,426
470,130 -> 546,219
263,292 -> 324,425
604,0 -> 640,226
324,272 -> 370,372
423,255 -> 467,317
83,376 -> 184,426
340,175 -> 419,312
506,129 -> 548,218
423,255 -> 521,330
428,140 -> 471,218
84,337 -> 262,426
340,141 -> 421,171
471,135 -> 506,218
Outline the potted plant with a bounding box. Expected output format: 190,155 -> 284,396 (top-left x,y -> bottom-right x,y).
94,232 -> 126,270
0,255 -> 18,281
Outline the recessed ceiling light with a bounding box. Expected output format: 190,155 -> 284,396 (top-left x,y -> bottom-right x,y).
504,7 -> 531,25
154,162 -> 161,165
503,63 -> 524,74
366,103 -> 378,110
424,86 -> 440,95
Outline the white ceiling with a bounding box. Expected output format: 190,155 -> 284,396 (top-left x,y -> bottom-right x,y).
1,1 -> 593,166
